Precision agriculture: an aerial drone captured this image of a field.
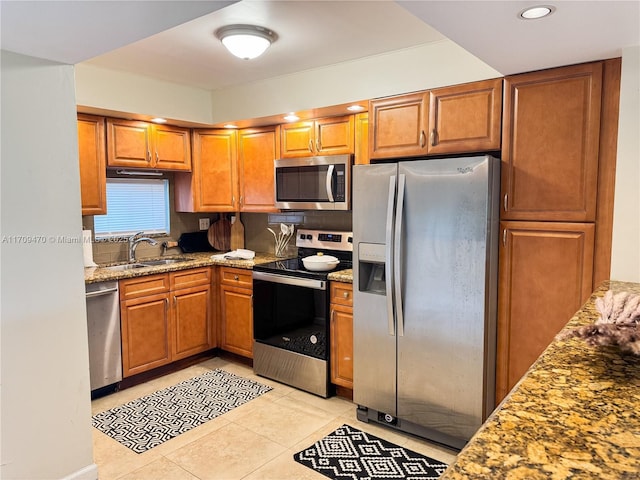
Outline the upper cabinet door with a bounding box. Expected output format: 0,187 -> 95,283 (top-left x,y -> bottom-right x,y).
280,115 -> 354,158
188,129 -> 238,212
77,114 -> 107,215
369,92 -> 429,159
237,126 -> 280,212
427,78 -> 502,155
501,62 -> 603,222
315,115 -> 354,156
153,124 -> 192,171
107,119 -> 151,168
107,118 -> 191,171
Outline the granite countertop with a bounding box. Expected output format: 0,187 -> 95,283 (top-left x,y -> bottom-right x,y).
86,253 -> 355,285
441,280 -> 640,479
328,268 -> 353,283
84,251 -> 284,284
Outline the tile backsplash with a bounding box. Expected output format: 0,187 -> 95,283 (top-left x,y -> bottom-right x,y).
85,210 -> 353,265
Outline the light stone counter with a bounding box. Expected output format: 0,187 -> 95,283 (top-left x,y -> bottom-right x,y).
84,251 -> 285,284
441,280 -> 640,480
328,268 -> 353,283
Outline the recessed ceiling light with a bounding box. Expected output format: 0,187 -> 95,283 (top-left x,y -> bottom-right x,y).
347,105 -> 365,112
283,113 -> 300,122
519,5 -> 555,20
151,117 -> 167,124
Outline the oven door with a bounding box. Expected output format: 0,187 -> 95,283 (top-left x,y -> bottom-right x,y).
252,271 -> 328,359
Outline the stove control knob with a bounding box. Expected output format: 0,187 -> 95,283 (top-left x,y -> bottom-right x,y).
310,335 -> 318,344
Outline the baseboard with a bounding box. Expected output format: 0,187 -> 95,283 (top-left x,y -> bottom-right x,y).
61,463 -> 98,480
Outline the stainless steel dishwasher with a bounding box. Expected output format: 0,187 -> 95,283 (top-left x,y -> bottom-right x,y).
85,281 -> 122,393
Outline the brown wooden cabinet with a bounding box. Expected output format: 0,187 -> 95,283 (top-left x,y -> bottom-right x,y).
120,267 -> 213,377
219,267 -> 253,358
174,129 -> 238,212
120,274 -> 172,377
496,221 -> 595,401
171,267 -> 214,360
369,79 -> 502,160
369,91 -> 429,159
280,115 -> 354,158
354,112 -> 369,165
494,61 -> 615,405
330,282 -> 353,389
77,114 -> 107,215
501,63 -> 602,222
428,78 -> 502,155
237,126 -> 280,212
106,118 -> 191,171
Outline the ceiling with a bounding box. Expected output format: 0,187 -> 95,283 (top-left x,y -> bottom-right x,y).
2,1 -> 638,93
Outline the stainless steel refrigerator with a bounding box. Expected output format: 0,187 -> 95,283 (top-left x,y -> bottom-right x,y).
352,155 -> 500,450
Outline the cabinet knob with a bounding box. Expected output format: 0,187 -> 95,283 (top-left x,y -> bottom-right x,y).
234,275 -> 239,281
308,139 -> 314,153
343,292 -> 349,298
420,130 -> 426,148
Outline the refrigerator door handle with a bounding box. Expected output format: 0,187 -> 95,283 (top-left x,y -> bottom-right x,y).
385,175 -> 396,336
394,173 -> 406,336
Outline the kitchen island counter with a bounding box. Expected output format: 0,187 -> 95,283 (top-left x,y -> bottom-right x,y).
328,268 -> 353,283
441,280 -> 640,480
84,251 -> 284,284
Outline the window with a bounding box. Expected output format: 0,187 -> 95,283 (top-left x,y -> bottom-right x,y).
94,178 -> 170,238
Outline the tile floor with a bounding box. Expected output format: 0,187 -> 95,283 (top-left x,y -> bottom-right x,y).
91,357 -> 458,480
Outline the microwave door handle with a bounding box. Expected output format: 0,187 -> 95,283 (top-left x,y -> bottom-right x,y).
325,164 -> 335,202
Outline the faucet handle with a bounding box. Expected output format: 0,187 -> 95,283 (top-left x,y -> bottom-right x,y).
129,231 -> 144,241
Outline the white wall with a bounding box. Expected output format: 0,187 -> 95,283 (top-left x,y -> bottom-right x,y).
610,46 -> 640,282
0,51 -> 97,480
74,40 -> 501,125
74,63 -> 215,125
208,41 -> 501,124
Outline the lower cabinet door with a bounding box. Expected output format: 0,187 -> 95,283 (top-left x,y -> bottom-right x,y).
330,304 -> 353,389
120,293 -> 171,377
172,285 -> 212,361
496,221 -> 595,403
220,285 -> 253,358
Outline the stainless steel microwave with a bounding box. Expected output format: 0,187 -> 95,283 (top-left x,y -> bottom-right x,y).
274,154 -> 351,210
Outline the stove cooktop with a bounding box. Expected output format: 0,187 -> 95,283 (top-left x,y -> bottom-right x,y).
253,228 -> 353,280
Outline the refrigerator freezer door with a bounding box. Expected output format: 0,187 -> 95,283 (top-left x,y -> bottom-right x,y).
353,163 -> 398,416
396,156 -> 498,442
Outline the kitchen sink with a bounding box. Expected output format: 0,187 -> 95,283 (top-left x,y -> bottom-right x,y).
100,257 -> 195,271
102,263 -> 148,271
138,258 -> 193,266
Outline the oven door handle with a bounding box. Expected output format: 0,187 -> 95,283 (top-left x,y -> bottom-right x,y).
252,271 -> 327,290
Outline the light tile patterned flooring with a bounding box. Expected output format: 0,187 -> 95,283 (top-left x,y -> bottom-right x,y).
91,357 -> 458,479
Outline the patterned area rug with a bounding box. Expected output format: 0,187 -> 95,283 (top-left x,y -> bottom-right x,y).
92,369 -> 272,453
294,424 -> 448,480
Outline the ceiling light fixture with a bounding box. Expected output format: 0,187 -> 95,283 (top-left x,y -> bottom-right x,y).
519,5 -> 555,20
283,113 -> 299,122
151,117 -> 167,124
347,105 -> 365,112
215,24 -> 277,60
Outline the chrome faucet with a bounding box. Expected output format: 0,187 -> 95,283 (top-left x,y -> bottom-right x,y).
128,231 -> 158,262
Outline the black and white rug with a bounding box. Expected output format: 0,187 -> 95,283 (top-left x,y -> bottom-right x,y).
92,369 -> 272,453
294,424 -> 448,480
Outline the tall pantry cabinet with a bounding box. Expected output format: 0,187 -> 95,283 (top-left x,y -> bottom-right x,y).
496,60 -> 621,403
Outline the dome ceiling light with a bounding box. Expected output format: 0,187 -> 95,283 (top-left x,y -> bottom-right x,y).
519,5 -> 556,20
215,24 -> 277,60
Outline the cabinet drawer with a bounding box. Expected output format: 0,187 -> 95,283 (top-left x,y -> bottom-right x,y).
119,273 -> 170,300
220,267 -> 253,289
170,267 -> 211,290
330,282 -> 353,307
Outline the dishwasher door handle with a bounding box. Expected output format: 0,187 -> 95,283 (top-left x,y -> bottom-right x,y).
85,287 -> 118,298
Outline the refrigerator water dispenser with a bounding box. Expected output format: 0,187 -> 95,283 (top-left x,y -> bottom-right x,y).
357,242 -> 386,294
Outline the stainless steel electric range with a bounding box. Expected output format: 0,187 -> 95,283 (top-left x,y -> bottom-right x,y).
252,228 -> 353,397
